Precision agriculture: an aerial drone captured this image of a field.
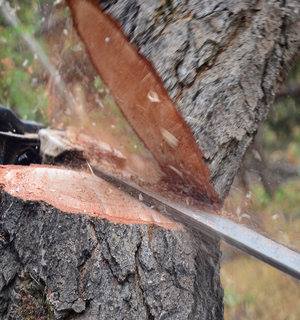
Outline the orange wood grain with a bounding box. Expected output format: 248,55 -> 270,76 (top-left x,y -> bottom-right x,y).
66,0 -> 219,205
0,165 -> 179,229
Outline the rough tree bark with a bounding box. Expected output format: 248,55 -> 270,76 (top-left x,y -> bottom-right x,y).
0,189 -> 221,320
0,1 -> 299,319
101,0 -> 300,197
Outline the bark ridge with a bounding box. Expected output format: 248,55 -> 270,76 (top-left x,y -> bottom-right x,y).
101,0 -> 300,198
0,192 -> 223,320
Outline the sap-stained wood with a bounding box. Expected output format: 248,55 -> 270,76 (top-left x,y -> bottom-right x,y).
67,0 -> 219,205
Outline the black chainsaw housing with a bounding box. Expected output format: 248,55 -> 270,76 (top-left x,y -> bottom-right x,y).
0,105 -> 43,165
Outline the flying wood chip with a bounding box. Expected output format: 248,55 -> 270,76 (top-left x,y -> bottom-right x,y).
66,0 -> 219,205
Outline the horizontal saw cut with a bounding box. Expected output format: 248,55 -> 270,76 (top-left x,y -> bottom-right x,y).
66,0 -> 219,205
0,165 -> 177,229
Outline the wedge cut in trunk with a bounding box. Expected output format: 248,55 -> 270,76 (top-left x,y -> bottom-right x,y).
67,0 -> 219,205
0,0 -> 299,319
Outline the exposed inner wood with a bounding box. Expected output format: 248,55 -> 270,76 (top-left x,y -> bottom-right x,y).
66,0 -> 219,205
0,165 -> 178,229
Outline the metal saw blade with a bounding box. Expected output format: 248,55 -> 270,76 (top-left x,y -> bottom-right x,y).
92,166 -> 300,280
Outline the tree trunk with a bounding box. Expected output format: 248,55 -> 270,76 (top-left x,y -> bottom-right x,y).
101,0 -> 300,198
0,180 -> 222,320
0,1 -> 299,319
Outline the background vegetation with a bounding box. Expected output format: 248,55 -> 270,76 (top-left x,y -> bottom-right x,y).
0,0 -> 48,121
0,1 -> 299,319
222,60 -> 300,319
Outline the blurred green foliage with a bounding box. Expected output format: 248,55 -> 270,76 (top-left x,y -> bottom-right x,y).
0,0 -> 48,122
252,180 -> 300,218
224,288 -> 255,308
1,2 -> 300,320
223,60 -> 300,320
265,61 -> 300,152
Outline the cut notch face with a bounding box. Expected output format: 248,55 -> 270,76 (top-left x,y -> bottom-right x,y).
66,0 -> 220,205
0,165 -> 179,229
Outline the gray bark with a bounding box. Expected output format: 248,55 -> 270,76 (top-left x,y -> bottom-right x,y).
0,1 -> 299,319
101,0 -> 300,198
0,191 -> 222,320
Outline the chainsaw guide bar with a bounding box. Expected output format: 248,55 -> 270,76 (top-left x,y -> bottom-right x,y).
92,166 -> 300,280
